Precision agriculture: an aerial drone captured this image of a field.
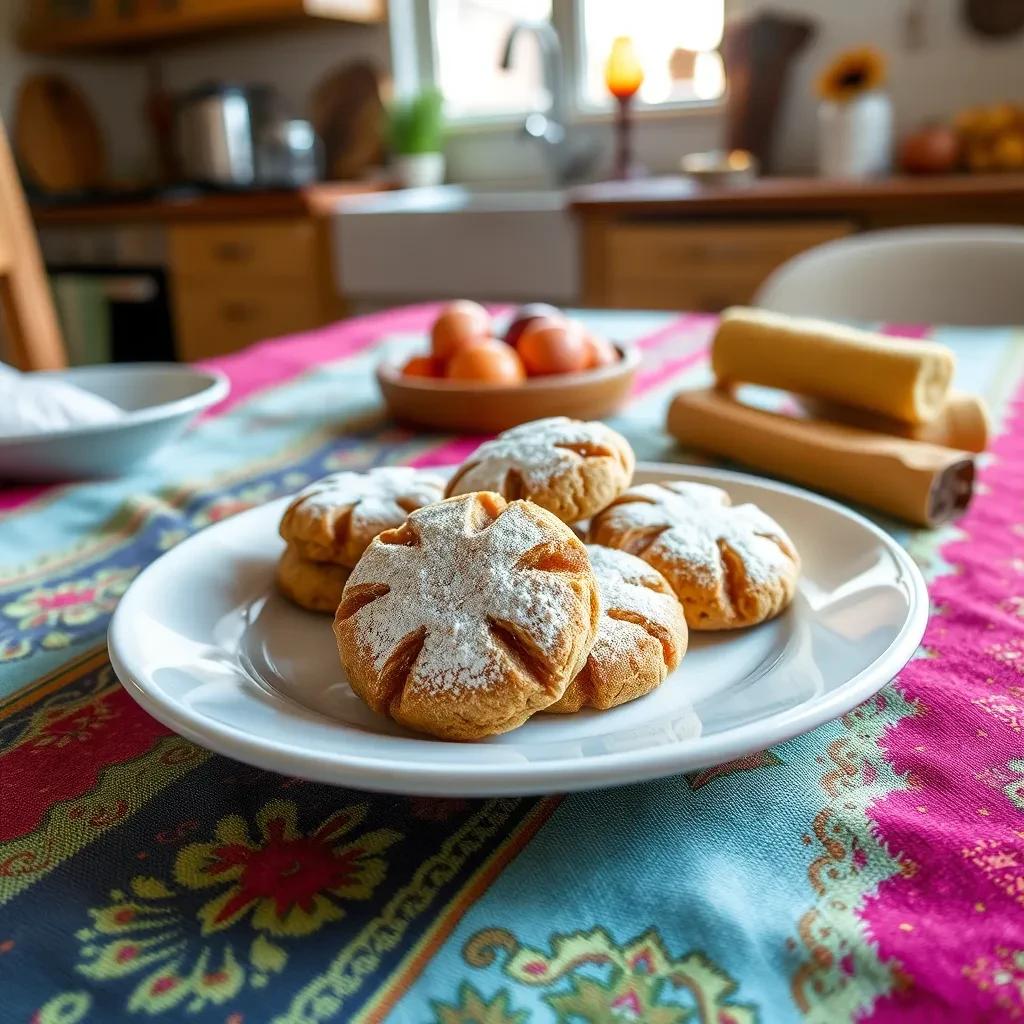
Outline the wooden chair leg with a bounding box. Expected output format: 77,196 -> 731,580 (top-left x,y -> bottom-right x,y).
0,118 -> 66,370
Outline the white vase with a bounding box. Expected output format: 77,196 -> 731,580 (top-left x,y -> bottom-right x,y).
817,91 -> 893,179
393,152 -> 446,189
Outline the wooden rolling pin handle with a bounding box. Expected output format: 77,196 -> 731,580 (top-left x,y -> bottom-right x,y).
667,388 -> 975,527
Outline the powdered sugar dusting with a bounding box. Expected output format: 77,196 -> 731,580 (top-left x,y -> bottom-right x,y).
291,467 -> 445,535
344,495 -> 590,694
448,417 -> 626,494
599,481 -> 797,587
585,545 -> 684,668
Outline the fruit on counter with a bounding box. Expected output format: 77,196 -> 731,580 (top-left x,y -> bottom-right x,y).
898,123 -> 960,175
447,339 -> 526,384
430,300 -> 491,361
504,302 -> 565,348
402,355 -> 443,378
955,103 -> 1024,172
517,319 -> 589,376
583,332 -> 618,369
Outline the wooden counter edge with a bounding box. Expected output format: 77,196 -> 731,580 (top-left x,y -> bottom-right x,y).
31,181 -> 393,226
568,174 -> 1024,217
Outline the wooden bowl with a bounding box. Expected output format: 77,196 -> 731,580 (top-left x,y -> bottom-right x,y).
376,343 -> 639,433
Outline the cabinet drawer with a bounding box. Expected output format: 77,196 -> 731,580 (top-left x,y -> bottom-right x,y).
172,282 -> 322,361
602,220 -> 854,311
170,219 -> 317,283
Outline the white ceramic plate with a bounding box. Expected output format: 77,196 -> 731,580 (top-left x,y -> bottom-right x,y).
108,464 -> 928,796
0,364 -> 228,482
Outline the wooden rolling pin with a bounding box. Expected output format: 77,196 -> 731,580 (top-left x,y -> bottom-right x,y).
713,307 -> 956,424
667,388 -> 975,526
796,390 -> 990,453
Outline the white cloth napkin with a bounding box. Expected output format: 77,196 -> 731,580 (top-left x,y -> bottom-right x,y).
0,364 -> 125,437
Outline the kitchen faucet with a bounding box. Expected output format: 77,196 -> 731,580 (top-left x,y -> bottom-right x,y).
500,20 -> 598,185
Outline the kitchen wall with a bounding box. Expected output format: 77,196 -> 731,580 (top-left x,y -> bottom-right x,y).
2,0 -> 1023,184
0,15 -> 389,183
0,26 -> 145,178
447,0 -> 1024,182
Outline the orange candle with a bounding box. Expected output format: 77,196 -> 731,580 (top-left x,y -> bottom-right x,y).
605,36 -> 644,101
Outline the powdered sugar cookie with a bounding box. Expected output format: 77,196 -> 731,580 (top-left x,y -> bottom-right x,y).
589,481 -> 800,630
334,491 -> 600,740
275,545 -> 350,614
280,467 -> 445,566
549,545 -> 688,714
444,417 -> 634,524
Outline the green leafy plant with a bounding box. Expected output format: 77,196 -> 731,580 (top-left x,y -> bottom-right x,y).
387,88 -> 445,155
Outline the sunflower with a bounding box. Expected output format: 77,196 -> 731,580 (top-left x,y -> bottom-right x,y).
817,47 -> 886,103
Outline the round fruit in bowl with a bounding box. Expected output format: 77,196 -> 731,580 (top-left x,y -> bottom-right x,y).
379,299 -> 635,432
447,338 -> 526,384
516,318 -> 590,376
430,299 -> 491,361
504,302 -> 564,348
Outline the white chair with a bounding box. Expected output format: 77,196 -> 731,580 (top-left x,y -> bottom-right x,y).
755,225 -> 1024,325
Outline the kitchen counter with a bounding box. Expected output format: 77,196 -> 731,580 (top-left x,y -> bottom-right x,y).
569,173 -> 1024,217
31,182 -> 389,225
570,174 -> 1024,311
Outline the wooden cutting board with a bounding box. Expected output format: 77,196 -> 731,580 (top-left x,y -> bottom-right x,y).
309,62 -> 384,181
14,74 -> 107,193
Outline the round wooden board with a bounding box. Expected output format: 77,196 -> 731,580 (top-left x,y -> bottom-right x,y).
14,74 -> 106,193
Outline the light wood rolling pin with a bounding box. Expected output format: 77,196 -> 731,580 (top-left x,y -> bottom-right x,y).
796,390 -> 990,452
667,388 -> 975,526
713,307 -> 956,424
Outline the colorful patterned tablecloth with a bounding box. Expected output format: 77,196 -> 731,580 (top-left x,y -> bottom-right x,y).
2,305 -> 1023,1024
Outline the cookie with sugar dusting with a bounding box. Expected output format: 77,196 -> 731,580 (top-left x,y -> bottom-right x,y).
444,417 -> 635,524
280,467 -> 446,567
275,545 -> 350,614
589,481 -> 800,631
334,491 -> 600,741
548,545 -> 688,714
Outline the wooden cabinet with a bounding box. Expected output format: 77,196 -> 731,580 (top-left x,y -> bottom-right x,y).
583,219 -> 854,311
572,175 -> 1024,312
169,217 -> 341,361
19,0 -> 383,54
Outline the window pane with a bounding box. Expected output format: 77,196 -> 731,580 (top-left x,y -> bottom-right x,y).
579,0 -> 725,107
433,0 -> 553,119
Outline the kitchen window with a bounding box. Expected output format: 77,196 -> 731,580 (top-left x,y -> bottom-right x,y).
390,0 -> 726,124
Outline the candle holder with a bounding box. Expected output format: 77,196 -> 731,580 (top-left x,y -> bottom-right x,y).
605,36 -> 645,180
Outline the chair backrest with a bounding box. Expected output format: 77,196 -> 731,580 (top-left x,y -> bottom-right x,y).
0,117 -> 66,369
755,225 -> 1024,326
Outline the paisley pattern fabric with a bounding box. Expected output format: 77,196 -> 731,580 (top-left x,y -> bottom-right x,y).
1,304 -> 1023,1023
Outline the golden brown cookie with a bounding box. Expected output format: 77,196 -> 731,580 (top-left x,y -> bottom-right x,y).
275,545 -> 351,614
280,467 -> 445,566
589,481 -> 800,631
334,491 -> 600,741
444,417 -> 634,524
548,545 -> 688,714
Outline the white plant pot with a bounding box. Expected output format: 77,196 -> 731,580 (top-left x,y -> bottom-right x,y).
818,91 -> 893,179
393,152 -> 446,189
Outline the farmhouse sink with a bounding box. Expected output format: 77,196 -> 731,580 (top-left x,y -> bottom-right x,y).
332,184 -> 579,309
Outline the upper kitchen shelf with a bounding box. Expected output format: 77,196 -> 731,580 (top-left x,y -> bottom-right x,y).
18,0 -> 384,55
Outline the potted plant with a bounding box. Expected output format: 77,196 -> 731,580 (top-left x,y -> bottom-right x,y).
816,47 -> 892,179
387,88 -> 445,188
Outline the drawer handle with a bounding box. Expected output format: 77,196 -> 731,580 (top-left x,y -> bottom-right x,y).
213,242 -> 254,263
221,301 -> 256,322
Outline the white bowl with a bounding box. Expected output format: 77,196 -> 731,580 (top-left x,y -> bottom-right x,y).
0,364 -> 228,482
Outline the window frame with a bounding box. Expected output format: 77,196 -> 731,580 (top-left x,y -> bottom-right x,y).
388,0 -> 725,130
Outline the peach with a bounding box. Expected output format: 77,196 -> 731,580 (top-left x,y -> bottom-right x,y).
402,354 -> 443,378
447,338 -> 526,385
583,333 -> 619,369
504,302 -> 564,348
517,320 -> 589,375
430,300 -> 491,361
